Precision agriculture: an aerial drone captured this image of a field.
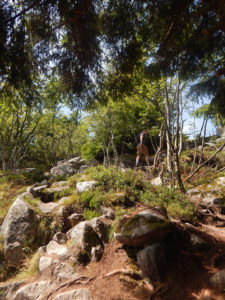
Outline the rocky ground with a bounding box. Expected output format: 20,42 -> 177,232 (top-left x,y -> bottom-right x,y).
0,158 -> 225,299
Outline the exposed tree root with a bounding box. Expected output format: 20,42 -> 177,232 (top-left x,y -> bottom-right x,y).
103,268 -> 135,278
149,282 -> 169,300
43,276 -> 95,300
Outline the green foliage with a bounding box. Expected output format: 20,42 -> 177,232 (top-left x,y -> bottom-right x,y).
61,193 -> 80,207
81,141 -> 102,161
22,238 -> 35,255
140,186 -> 196,221
31,110 -> 83,168
80,189 -> 102,209
83,209 -> 101,220
0,169 -> 45,186
69,166 -> 196,220
53,187 -> 74,201
83,166 -> 148,193
67,174 -> 81,187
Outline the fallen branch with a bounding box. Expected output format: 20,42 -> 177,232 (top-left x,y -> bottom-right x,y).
217,165 -> 225,173
186,143 -> 225,181
43,276 -> 95,300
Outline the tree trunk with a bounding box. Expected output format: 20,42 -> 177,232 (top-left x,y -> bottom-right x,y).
164,83 -> 174,187
153,121 -> 165,168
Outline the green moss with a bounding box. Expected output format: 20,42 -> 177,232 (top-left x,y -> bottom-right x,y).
122,216 -> 170,237
23,196 -> 42,215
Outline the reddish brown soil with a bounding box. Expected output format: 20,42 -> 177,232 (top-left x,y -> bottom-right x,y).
41,233 -> 225,300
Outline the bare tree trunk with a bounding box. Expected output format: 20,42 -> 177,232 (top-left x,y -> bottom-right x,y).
110,130 -> 118,166
164,83 -> 174,187
198,117 -> 208,167
174,79 -> 186,193
106,143 -> 111,166
178,93 -> 184,158
153,121 -> 165,168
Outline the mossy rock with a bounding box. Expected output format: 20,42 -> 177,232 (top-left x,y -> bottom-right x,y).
114,209 -> 171,247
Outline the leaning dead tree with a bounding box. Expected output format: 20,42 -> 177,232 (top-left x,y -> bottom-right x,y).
186,142 -> 225,181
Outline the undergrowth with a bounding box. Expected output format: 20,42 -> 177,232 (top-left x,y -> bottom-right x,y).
15,251 -> 40,280
68,166 -> 196,221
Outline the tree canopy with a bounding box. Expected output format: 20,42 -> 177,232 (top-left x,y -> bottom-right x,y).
1,0 -> 225,107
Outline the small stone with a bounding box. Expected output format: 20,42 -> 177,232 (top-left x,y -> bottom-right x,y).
190,234 -> 208,251
46,241 -> 70,259
3,242 -> 23,266
53,232 -> 67,245
151,177 -> 163,186
68,213 -> 84,227
100,207 -> 115,220
51,181 -> 68,188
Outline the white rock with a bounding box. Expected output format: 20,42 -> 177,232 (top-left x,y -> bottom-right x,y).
53,262 -> 78,281
39,256 -> 53,273
53,288 -> 92,300
12,281 -> 53,300
151,177 -> 163,186
0,281 -> 25,300
51,181 -> 68,188
76,181 -> 97,193
46,241 -> 70,258
37,201 -> 59,214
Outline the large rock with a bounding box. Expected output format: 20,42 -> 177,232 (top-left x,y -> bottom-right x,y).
76,181 -> 97,193
0,281 -> 25,300
50,162 -> 76,178
86,217 -> 109,243
66,221 -> 104,263
1,193 -> 38,263
50,157 -> 85,178
12,281 -> 53,300
114,209 -> 171,247
53,288 -> 92,300
209,269 -> 225,291
136,243 -> 166,282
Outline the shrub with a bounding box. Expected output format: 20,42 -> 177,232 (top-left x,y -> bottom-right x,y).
140,186 -> 196,221
83,209 -> 101,220
80,189 -> 102,209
